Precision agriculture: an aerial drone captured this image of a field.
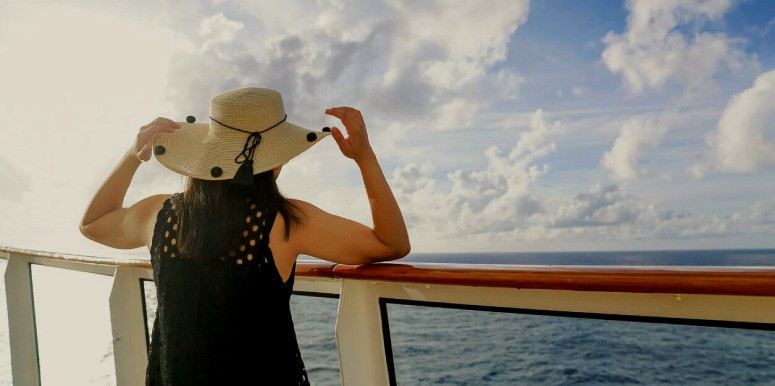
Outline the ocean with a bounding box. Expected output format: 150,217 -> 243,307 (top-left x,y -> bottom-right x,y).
2,249 -> 775,385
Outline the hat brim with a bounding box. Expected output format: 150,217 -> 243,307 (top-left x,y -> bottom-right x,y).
152,120 -> 329,180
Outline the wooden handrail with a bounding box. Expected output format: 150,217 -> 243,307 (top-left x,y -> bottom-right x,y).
0,246 -> 151,267
333,263 -> 775,296
3,246 -> 775,296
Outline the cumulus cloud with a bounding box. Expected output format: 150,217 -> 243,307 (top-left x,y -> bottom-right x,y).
601,117 -> 668,181
386,0 -> 528,91
388,107 -> 769,244
539,183 -> 748,240
198,12 -> 244,46
712,69 -> 775,172
493,69 -> 524,100
391,109 -> 557,235
550,184 -> 647,228
165,13 -> 255,118
734,198 -> 775,227
601,0 -> 749,96
394,158 -> 770,244
163,0 -> 530,131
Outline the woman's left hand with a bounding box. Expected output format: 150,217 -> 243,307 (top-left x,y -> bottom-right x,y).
325,107 -> 374,163
133,117 -> 180,162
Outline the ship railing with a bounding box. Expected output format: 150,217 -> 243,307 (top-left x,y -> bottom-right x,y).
3,246 -> 775,386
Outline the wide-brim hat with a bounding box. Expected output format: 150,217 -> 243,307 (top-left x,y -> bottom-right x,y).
153,87 -> 329,182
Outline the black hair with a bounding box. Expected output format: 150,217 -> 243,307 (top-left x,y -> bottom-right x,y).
175,170 -> 301,262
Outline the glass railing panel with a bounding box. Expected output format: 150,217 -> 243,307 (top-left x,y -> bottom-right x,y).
140,282 -> 340,385
291,293 -> 341,386
384,301 -> 775,385
0,258 -> 11,386
30,264 -> 116,386
141,280 -> 157,351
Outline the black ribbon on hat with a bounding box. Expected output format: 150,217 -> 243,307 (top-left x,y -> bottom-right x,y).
209,114 -> 287,186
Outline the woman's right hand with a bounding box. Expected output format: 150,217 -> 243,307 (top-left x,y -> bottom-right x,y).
134,117 -> 179,162
325,107 -> 375,163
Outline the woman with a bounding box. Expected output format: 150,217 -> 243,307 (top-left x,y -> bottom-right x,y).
80,87 -> 410,385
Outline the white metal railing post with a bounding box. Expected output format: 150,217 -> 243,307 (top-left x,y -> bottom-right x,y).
110,266 -> 151,385
4,252 -> 41,386
336,279 -> 390,386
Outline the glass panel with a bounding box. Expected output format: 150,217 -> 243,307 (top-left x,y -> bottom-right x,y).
386,303 -> 775,385
291,293 -> 340,386
0,259 -> 11,385
141,280 -> 157,350
30,265 -> 116,386
140,284 -> 340,384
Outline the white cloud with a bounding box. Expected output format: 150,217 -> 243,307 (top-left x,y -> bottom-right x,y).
734,198 -> 775,226
541,183 -> 745,240
391,109 -> 557,235
550,183 -> 647,228
687,162 -> 712,180
494,69 -> 524,100
393,159 -> 773,246
198,12 -> 245,47
601,0 -> 749,96
434,98 -> 481,130
387,102 -> 773,245
601,117 -> 668,181
762,17 -> 775,37
712,69 -> 775,172
385,0 -> 528,91
163,0 -> 530,132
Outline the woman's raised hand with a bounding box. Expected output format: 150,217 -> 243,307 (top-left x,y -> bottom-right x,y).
294,106 -> 410,264
325,107 -> 374,162
134,117 -> 180,162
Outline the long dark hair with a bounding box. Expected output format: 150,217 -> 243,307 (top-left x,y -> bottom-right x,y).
175,170 -> 301,262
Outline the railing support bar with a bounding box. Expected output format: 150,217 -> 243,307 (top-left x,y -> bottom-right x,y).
4,253 -> 41,386
336,279 -> 390,386
110,266 -> 150,385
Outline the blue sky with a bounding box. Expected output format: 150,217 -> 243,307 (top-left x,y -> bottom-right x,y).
0,0 -> 773,255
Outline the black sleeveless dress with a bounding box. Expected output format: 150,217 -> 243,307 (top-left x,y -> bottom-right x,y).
146,194 -> 310,385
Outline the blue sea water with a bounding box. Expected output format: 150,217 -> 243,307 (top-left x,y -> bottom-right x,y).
290,249 -> 775,385
3,249 -> 775,385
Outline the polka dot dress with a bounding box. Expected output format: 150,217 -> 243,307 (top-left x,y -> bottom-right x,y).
146,194 -> 310,386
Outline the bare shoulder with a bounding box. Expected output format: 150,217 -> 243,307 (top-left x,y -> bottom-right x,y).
284,198 -> 328,247
140,194 -> 175,247
147,193 -> 174,204
288,198 -> 318,214
141,194 -> 173,216
288,198 -> 330,222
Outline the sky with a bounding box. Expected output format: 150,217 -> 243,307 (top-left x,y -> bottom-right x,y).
0,0 -> 773,256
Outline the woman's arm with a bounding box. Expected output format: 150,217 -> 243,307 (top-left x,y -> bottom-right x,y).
291,107 -> 410,264
79,118 -> 179,249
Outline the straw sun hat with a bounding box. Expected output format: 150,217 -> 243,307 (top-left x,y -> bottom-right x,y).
152,87 -> 330,185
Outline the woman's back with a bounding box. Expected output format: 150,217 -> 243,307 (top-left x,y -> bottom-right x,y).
145,193 -> 309,385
